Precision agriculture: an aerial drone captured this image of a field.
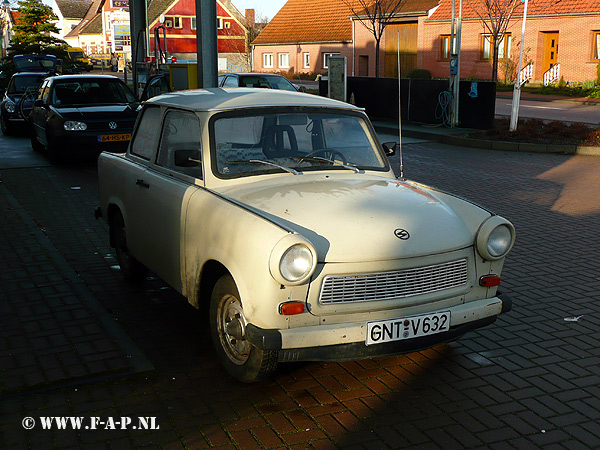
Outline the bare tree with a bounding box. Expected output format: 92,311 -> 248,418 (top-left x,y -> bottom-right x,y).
342,0 -> 408,78
466,0 -> 561,82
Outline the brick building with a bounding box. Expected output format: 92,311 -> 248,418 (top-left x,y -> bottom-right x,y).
422,0 -> 600,84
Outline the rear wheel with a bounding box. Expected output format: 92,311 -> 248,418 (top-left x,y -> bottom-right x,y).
30,125 -> 43,152
210,274 -> 278,382
110,212 -> 148,282
0,116 -> 12,136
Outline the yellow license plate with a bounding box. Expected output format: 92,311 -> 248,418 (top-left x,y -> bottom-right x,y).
98,133 -> 131,142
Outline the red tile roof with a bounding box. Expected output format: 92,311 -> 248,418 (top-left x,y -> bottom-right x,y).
252,0 -> 439,45
428,0 -> 600,21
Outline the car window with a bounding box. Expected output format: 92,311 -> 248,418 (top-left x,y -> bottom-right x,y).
130,106 -> 162,160
213,111 -> 386,177
51,78 -> 136,105
222,76 -> 238,87
263,76 -> 297,91
157,110 -> 202,178
37,80 -> 50,103
8,74 -> 45,94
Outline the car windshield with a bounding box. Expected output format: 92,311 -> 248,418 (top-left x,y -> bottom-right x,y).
51,78 -> 136,105
68,51 -> 85,59
238,75 -> 296,91
8,74 -> 45,94
213,111 -> 387,177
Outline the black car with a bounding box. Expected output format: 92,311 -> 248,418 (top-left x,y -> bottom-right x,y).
1,55 -> 58,135
217,73 -> 305,92
30,74 -> 140,163
1,72 -> 47,135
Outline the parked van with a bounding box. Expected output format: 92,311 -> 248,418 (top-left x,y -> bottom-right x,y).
66,47 -> 93,72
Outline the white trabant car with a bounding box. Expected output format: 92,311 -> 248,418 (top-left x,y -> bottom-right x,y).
97,88 -> 515,382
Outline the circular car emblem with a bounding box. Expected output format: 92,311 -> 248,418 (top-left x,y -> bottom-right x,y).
108,121 -> 117,130
394,228 -> 410,240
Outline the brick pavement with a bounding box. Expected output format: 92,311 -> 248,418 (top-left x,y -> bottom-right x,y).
0,143 -> 599,449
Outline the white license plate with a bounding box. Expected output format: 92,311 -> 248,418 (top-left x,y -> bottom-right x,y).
366,311 -> 451,346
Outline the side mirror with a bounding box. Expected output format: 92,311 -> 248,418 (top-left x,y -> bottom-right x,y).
297,85 -> 306,92
382,142 -> 398,157
174,149 -> 200,167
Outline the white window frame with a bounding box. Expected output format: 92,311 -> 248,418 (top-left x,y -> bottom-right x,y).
224,21 -> 231,29
191,17 -> 196,30
217,17 -> 223,29
278,52 -> 289,69
303,52 -> 310,69
323,52 -> 340,69
173,16 -> 182,29
594,31 -> 600,61
263,53 -> 273,69
482,33 -> 511,60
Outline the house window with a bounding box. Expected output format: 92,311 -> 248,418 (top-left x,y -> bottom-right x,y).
303,52 -> 310,69
481,33 -> 511,60
278,53 -> 289,69
191,17 -> 196,30
165,20 -> 173,28
224,21 -> 231,29
217,18 -> 223,29
173,17 -> 182,28
323,52 -> 340,69
593,31 -> 600,60
263,53 -> 273,69
441,35 -> 451,60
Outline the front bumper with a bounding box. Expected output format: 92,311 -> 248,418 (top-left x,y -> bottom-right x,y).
246,294 -> 511,363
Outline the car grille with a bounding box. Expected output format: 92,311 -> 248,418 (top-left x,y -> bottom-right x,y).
84,119 -> 136,133
319,259 -> 468,304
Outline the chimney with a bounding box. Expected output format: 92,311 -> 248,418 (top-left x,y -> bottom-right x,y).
245,8 -> 255,26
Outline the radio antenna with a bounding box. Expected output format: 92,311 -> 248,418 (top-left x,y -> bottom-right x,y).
397,31 -> 404,180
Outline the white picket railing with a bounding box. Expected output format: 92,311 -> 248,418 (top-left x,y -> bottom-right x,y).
543,63 -> 560,86
518,62 -> 534,86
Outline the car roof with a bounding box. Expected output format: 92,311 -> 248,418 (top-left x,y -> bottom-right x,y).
46,74 -> 121,82
146,88 -> 362,112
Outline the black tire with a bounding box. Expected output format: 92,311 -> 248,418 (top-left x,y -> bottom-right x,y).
1,116 -> 12,136
45,134 -> 63,164
110,213 -> 148,282
30,126 -> 43,152
209,274 -> 278,383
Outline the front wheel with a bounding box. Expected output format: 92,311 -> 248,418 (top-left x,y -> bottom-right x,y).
209,275 -> 278,382
0,116 -> 12,136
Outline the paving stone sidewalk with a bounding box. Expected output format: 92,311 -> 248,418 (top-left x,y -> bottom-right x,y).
0,171 -> 152,394
1,143 -> 600,449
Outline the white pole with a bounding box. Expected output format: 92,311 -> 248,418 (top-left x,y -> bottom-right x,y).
509,0 -> 529,132
451,0 -> 462,127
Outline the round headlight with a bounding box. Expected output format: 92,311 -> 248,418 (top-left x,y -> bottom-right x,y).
280,244 -> 313,282
476,216 -> 515,260
5,101 -> 15,113
64,121 -> 87,131
487,225 -> 512,257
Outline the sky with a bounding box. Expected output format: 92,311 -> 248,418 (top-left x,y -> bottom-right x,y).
232,0 -> 286,21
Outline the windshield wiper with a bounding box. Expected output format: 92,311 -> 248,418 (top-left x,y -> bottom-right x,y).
226,159 -> 302,175
291,156 -> 361,173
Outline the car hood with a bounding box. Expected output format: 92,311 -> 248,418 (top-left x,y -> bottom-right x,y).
218,174 -> 492,263
52,104 -> 138,119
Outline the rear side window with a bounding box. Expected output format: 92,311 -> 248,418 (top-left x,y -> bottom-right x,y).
130,106 -> 162,160
156,110 -> 202,178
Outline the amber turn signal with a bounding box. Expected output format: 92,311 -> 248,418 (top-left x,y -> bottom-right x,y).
479,275 -> 501,287
279,301 -> 305,315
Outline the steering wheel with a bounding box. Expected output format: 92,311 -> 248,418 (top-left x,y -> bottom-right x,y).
304,148 -> 347,165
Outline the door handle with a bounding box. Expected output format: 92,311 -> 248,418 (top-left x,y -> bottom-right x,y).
136,179 -> 150,189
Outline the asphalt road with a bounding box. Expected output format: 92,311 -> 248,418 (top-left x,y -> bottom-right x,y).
1,128 -> 600,449
495,97 -> 600,125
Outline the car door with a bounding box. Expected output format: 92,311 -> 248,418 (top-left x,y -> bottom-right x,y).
127,108 -> 203,291
31,79 -> 51,144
